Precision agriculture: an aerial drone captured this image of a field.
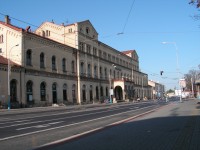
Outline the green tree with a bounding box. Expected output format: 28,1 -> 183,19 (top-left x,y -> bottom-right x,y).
166,89 -> 174,94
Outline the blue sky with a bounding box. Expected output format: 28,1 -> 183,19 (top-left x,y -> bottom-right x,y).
0,0 -> 199,90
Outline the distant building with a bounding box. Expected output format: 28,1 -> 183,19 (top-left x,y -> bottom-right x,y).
148,80 -> 165,99
195,79 -> 200,98
0,15 -> 151,108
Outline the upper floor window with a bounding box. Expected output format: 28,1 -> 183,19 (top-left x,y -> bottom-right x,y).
94,66 -> 97,78
112,56 -> 115,62
93,47 -> 97,56
68,28 -> 73,33
62,58 -> 66,72
52,56 -> 56,70
71,60 -> 75,73
79,42 -> 84,51
86,44 -> 91,54
116,58 -> 119,64
120,59 -> 122,65
103,52 -> 107,60
86,27 -> 90,34
81,62 -> 84,75
40,52 -> 45,68
100,66 -> 102,78
26,49 -> 32,66
80,28 -> 83,32
88,64 -> 91,77
108,54 -> 111,61
104,68 -> 107,79
46,30 -> 50,37
0,34 -> 3,43
99,50 -> 102,58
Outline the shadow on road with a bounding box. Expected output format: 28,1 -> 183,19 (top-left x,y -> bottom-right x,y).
36,114 -> 200,150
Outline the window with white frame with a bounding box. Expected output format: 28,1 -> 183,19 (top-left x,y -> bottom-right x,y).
0,34 -> 3,43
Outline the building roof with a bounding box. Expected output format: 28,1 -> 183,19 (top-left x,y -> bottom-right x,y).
0,21 -> 23,32
0,55 -> 20,66
121,50 -> 136,54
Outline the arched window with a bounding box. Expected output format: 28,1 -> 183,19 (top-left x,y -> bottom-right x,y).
40,52 -> 45,68
88,64 -> 91,77
52,83 -> 57,103
94,66 -> 97,78
72,84 -> 76,103
40,82 -> 46,101
90,85 -> 93,102
96,86 -> 99,100
81,62 -> 84,76
63,84 -> 67,101
26,80 -> 33,102
71,61 -> 75,74
10,79 -> 17,102
62,58 -> 66,72
82,85 -> 86,102
52,56 -> 56,70
86,27 -> 90,34
104,68 -> 107,79
106,87 -> 108,97
100,86 -> 103,97
26,49 -> 32,66
100,66 -> 102,78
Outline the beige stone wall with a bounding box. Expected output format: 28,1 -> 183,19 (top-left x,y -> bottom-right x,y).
0,23 -> 22,66
0,18 -> 152,107
0,65 -> 22,106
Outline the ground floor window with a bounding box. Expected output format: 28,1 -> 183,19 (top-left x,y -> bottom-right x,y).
40,82 -> 46,101
52,83 -> 57,103
63,84 -> 67,101
26,80 -> 33,102
11,79 -> 17,102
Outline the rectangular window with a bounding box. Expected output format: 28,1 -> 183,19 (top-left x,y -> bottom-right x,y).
0,35 -> 3,43
86,44 -> 91,54
103,52 -> 107,60
99,50 -> 102,58
79,42 -> 84,51
68,28 -> 72,33
46,30 -> 50,37
93,47 -> 97,56
108,54 -> 111,61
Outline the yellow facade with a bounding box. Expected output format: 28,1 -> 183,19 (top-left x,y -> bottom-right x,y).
0,16 -> 150,108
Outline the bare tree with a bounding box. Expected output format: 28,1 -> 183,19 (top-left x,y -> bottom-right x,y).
184,69 -> 199,96
189,0 -> 200,8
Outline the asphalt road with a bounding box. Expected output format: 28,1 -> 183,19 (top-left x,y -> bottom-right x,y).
0,100 -> 167,150
34,99 -> 200,150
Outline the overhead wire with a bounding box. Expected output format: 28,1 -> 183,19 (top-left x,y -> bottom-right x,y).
121,0 -> 136,33
0,12 -> 79,45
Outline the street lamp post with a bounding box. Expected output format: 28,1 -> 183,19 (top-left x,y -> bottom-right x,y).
7,44 -> 19,109
162,42 -> 182,102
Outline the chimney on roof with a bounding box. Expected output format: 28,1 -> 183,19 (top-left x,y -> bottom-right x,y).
5,15 -> 11,24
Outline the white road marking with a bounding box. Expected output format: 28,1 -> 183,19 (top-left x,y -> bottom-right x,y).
16,121 -> 64,131
0,105 -> 145,129
0,105 -> 157,141
37,108 -> 160,149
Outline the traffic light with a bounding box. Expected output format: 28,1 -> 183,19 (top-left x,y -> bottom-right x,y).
160,71 -> 164,76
